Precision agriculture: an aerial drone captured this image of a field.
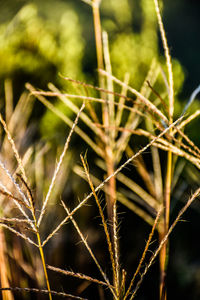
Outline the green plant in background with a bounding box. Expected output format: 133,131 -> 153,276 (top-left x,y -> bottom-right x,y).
0,1 -> 85,143
39,0 -> 184,143
0,2 -> 84,87
101,0 -> 184,91
0,0 -> 185,142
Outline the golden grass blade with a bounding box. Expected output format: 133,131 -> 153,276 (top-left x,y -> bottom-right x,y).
37,234 -> 52,300
153,0 -> 174,120
0,188 -> 30,210
153,3 -> 174,294
80,154 -> 117,292
16,174 -> 35,213
119,269 -> 126,299
146,80 -> 169,114
0,223 -> 38,247
0,217 -> 31,224
47,265 -> 110,287
94,14 -> 118,294
38,102 -> 85,227
113,201 -> 119,294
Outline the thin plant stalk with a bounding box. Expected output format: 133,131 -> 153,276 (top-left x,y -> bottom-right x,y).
92,0 -> 104,89
153,0 -> 174,298
92,0 -> 119,294
80,154 -> 118,292
36,229 -> 52,300
30,194 -> 52,300
0,100 -> 86,300
0,117 -> 53,300
38,102 -> 86,227
47,265 -> 109,287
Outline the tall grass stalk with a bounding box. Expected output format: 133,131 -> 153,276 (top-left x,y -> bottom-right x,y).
153,1 -> 174,298
0,102 -> 85,299
0,116 -> 53,300
91,0 -> 119,294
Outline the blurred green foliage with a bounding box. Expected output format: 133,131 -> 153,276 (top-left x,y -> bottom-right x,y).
0,1 -> 84,89
0,0 -> 185,89
0,0 -> 191,142
0,0 -> 85,140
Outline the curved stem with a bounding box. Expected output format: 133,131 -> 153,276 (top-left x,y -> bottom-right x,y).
37,231 -> 52,300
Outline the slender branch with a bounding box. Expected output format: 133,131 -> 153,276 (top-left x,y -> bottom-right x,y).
38,103 -> 85,227
80,154 -> 117,290
153,0 -> 174,120
47,265 -> 110,287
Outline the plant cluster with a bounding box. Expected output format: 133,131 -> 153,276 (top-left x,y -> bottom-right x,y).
0,0 -> 200,300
